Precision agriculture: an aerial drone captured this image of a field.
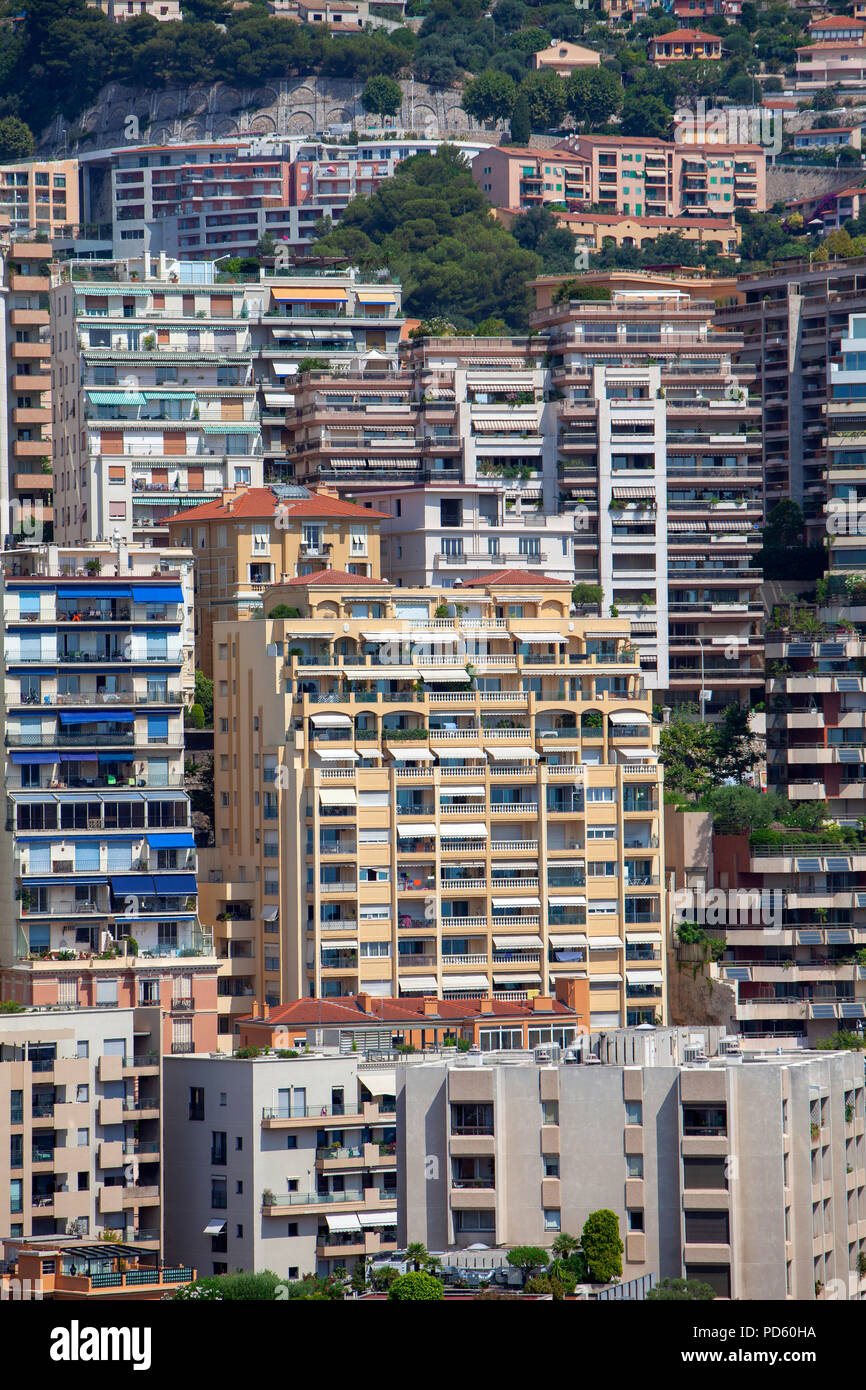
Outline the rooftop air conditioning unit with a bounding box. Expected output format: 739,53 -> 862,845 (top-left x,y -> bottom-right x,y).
683,1044 -> 708,1066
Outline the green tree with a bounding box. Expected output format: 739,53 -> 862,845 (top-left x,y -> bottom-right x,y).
581,1209 -> 623,1283
370,1264 -> 400,1291
550,1232 -> 580,1260
186,703 -> 205,730
697,784 -> 782,836
0,116 -> 34,161
405,1241 -> 431,1271
474,315 -> 508,334
647,1277 -> 716,1301
510,90 -> 531,143
620,90 -> 672,139
571,582 -> 603,608
193,668 -> 214,725
518,69 -> 567,130
565,66 -> 622,127
506,1246 -> 549,1282
462,68 -> 517,122
361,74 -> 404,118
388,1270 -> 444,1300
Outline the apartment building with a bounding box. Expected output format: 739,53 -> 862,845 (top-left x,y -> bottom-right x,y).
162,1051 -> 399,1280
546,209 -> 740,256
165,484 -> 386,676
237,983 -> 590,1051
531,270 -> 763,712
204,571 -> 666,1029
667,810 -> 866,1047
1,238 -> 53,546
0,543 -> 219,1054
796,39 -> 866,89
89,0 -> 182,17
399,1035 -> 866,1300
0,160 -> 79,241
793,126 -> 862,153
0,1005 -> 163,1248
473,137 -> 767,217
647,27 -> 723,61
277,335 -> 582,587
80,137 -> 487,261
49,257 -> 266,546
717,257 -> 866,537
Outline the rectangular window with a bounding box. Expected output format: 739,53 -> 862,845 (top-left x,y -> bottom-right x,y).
211,1178 -> 227,1209
211,1131 -> 227,1165
189,1086 -> 205,1121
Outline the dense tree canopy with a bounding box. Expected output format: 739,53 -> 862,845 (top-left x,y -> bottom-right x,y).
313,145 -> 540,332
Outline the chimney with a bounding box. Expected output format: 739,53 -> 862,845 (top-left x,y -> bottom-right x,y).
479,997 -> 495,1013
531,995 -> 554,1012
356,992 -> 373,1015
422,996 -> 439,1016
250,999 -> 258,1018
262,1003 -> 270,1021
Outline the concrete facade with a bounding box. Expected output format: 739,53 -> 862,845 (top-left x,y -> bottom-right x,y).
0,1005 -> 163,1249
162,1051 -> 398,1279
398,1041 -> 866,1300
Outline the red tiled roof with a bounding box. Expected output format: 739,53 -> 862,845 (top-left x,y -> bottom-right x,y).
279,568 -> 389,586
650,26 -> 721,41
459,569 -> 570,587
242,993 -> 577,1027
810,15 -> 866,27
163,487 -> 388,526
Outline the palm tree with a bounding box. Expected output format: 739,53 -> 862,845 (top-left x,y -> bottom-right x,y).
406,1242 -> 429,1272
551,1233 -> 580,1260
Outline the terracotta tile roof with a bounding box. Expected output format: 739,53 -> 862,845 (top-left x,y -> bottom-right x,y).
242,993 -> 577,1027
459,569 -> 570,587
650,26 -> 722,41
163,487 -> 388,525
279,568 -> 389,586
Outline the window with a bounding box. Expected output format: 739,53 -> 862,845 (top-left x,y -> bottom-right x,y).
625,1101 -> 642,1125
626,1154 -> 643,1178
286,1135 -> 297,1150
10,1180 -> 22,1213
211,1132 -> 227,1165
544,1158 -> 560,1178
10,1091 -> 22,1124
542,1101 -> 559,1125
682,1157 -> 728,1190
76,1085 -> 89,1103
189,1086 -> 205,1121
287,1222 -> 298,1237
211,1178 -> 227,1209
627,1210 -> 644,1232
544,1210 -> 561,1231
684,1211 -> 730,1244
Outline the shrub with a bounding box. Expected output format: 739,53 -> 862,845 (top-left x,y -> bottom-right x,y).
388,1271 -> 444,1301
581,1210 -> 623,1283
186,703 -> 205,729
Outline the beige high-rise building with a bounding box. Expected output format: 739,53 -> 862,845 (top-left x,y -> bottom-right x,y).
200,569 -> 666,1039
165,483 -> 386,677
399,1031 -> 866,1301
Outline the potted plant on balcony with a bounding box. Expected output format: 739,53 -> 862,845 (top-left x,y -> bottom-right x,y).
85,558 -> 101,576
263,1189 -> 276,1207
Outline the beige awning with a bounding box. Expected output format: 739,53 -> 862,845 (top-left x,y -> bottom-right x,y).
493,972 -> 542,985
318,788 -> 357,807
486,746 -> 539,761
626,969 -> 664,985
549,933 -> 588,947
492,934 -> 543,948
359,1069 -> 397,1096
492,896 -> 541,909
440,823 -> 488,838
316,748 -> 359,761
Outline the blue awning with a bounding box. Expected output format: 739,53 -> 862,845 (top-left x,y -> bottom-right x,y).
146,832 -> 196,849
131,585 -> 184,603
26,876 -> 108,887
57,588 -> 133,599
153,873 -> 197,894
7,669 -> 55,675
110,875 -> 154,895
58,711 -> 135,725
9,752 -> 58,764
